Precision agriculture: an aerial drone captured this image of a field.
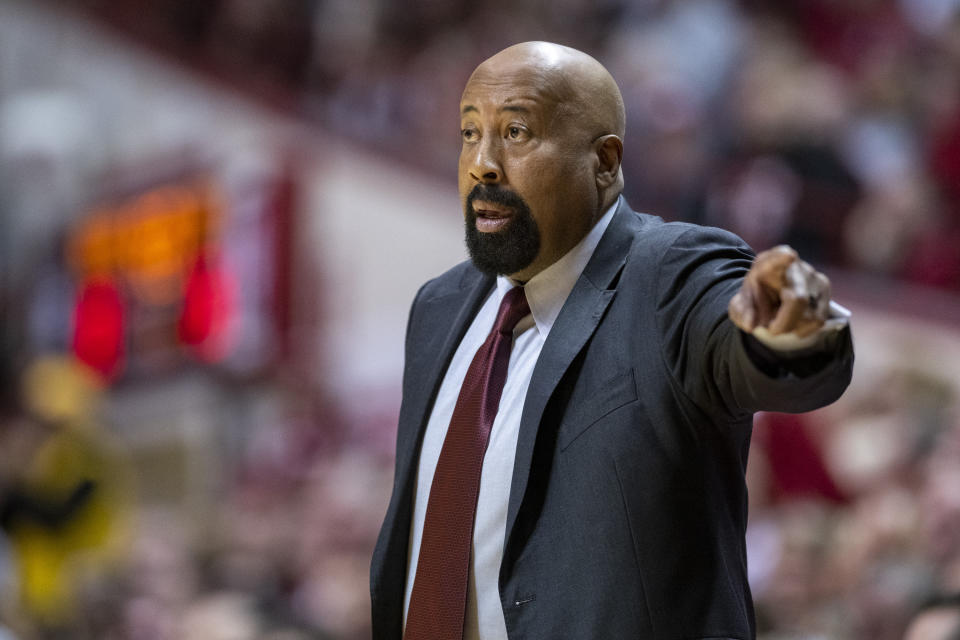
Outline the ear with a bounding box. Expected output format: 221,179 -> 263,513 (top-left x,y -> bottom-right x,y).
594,135 -> 623,190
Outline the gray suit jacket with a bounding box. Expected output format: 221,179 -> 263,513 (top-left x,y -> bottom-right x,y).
370,200 -> 854,639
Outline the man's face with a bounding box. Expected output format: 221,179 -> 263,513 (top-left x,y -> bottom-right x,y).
458,62 -> 599,281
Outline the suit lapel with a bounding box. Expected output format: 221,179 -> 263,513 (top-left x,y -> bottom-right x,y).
502,200 -> 641,561
393,268 -> 495,507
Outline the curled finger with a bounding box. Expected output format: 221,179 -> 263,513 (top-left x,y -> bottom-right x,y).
768,288 -> 807,335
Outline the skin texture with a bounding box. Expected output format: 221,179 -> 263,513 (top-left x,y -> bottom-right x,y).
461,41 -> 832,334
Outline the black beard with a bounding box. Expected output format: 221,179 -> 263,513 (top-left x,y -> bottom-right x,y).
464,185 -> 540,277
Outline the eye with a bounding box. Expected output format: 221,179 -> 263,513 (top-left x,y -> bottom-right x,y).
505,124 -> 530,142
461,127 -> 478,143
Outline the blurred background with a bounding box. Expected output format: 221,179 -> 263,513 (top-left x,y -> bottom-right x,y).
0,0 -> 958,638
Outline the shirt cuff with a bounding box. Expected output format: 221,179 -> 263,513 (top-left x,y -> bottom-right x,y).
750,301 -> 851,352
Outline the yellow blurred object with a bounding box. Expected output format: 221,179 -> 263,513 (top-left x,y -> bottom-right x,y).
13,429 -> 133,626
8,355 -> 133,628
20,355 -> 104,426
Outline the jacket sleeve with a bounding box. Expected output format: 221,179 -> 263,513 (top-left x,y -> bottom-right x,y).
654,225 -> 854,421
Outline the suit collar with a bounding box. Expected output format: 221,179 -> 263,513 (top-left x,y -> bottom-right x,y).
582,195 -> 642,289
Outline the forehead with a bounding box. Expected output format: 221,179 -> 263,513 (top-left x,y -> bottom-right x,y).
460,63 -> 570,116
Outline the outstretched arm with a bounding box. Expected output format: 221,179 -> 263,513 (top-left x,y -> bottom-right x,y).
656,229 -> 853,418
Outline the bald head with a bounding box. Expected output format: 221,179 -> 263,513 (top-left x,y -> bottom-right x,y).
458,42 -> 627,281
469,42 -> 626,140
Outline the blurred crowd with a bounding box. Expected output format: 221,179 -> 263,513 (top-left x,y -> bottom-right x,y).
1,0 -> 959,638
748,356 -> 960,638
59,0 -> 960,290
0,356 -> 392,639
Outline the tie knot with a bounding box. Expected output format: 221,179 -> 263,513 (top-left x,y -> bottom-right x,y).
494,286 -> 530,336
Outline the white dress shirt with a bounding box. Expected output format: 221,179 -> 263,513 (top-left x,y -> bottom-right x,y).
402,201 -> 849,638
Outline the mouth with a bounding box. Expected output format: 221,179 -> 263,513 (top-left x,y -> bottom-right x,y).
472,200 -> 515,233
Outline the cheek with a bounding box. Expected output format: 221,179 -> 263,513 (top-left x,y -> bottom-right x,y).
566,154 -> 600,203
457,158 -> 472,202
540,156 -> 596,209
510,153 -> 559,199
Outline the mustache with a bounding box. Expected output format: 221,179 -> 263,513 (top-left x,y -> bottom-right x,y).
466,184 -> 530,212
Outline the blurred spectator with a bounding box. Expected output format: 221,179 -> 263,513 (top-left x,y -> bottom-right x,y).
1,356 -> 132,638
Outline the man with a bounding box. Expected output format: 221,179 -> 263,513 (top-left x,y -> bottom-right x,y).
371,42 -> 853,639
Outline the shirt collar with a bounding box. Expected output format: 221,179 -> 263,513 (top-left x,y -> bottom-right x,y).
496,198 -> 618,337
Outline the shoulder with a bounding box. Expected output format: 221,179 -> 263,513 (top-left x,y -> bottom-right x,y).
409,260 -> 489,319
415,260 -> 478,298
628,215 -> 752,258
608,212 -> 756,314
608,200 -> 752,258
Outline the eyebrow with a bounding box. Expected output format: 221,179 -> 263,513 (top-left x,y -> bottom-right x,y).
460,104 -> 532,115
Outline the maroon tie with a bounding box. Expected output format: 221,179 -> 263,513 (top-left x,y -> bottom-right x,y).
404,286 -> 530,640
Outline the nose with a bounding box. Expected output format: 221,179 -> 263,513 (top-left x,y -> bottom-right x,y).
468,136 -> 503,184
